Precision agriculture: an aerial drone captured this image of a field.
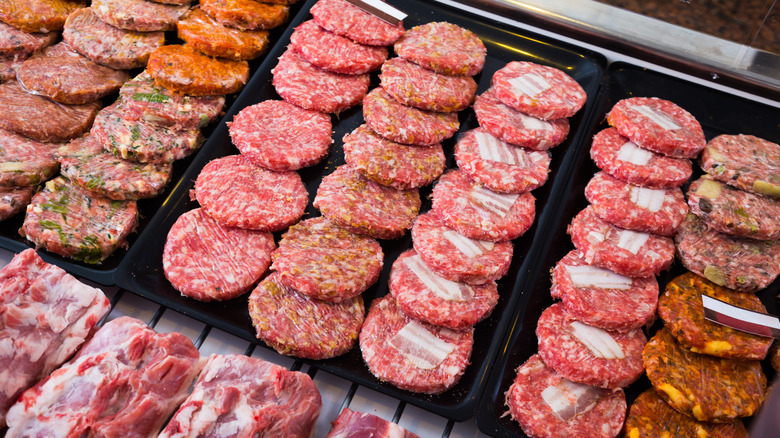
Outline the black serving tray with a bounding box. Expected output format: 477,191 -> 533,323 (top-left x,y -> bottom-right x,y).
476,62 -> 780,437
114,0 -> 606,421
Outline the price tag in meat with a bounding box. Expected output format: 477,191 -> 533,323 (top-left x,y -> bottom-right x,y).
702,295 -> 780,339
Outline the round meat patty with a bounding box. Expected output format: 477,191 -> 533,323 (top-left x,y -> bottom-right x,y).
272,49 -> 370,114
228,99 -> 331,171
290,20 -> 387,75
607,97 -> 706,158
505,354 -> 626,438
313,164 -> 421,240
359,295 -> 473,394
249,272 -> 364,359
270,216 -> 384,303
454,127 -> 551,194
431,169 -> 536,242
147,44 -> 249,96
91,0 -> 188,32
411,211 -> 513,285
163,208 -> 275,301
200,0 -> 289,30
394,21 -> 486,76
589,127 -> 692,188
0,21 -> 58,59
343,124 -> 446,190
0,0 -> 83,33
0,185 -> 33,222
675,213 -> 780,292
492,61 -> 586,120
0,128 -> 61,188
568,205 -> 675,278
177,7 -> 270,61
310,0 -> 404,46
0,54 -> 25,82
550,250 -> 658,332
700,134 -> 780,198
194,154 -> 308,232
380,57 -> 477,112
389,249 -> 498,330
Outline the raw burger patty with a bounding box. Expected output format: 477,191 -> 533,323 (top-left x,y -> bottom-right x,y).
272,49 -> 369,114
310,0 -> 404,46
411,210 -> 513,285
359,295 -> 473,394
431,169 -> 535,242
200,0 -> 289,30
700,134 -> 780,198
270,216 -> 383,303
389,249 -> 499,330
194,154 -> 308,232
163,208 -> 275,301
228,99 -> 331,171
0,186 -> 33,221
290,19 -> 387,74
177,7 -> 270,61
492,61 -> 586,120
550,249 -> 658,332
147,44 -> 249,96
0,55 -> 23,82
0,21 -> 58,59
505,354 -> 626,438
313,164 -> 420,240
0,128 -> 61,187
0,0 -> 83,33
363,87 -> 458,146
380,57 -> 476,113
394,21 -> 486,76
454,127 -> 551,194
590,127 -> 692,188
249,272 -> 364,360
91,0 -> 188,32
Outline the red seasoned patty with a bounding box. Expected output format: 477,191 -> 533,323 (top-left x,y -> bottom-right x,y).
178,7 -> 270,61
492,61 -> 586,120
380,57 -> 476,112
147,44 -> 249,96
0,185 -> 32,222
310,0 -> 404,46
0,0 -> 83,33
91,0 -> 189,32
700,134 -> 780,198
290,19 -> 387,74
0,21 -> 58,59
394,21 -> 486,76
0,55 -> 23,82
0,128 -> 61,188
200,0 -> 289,30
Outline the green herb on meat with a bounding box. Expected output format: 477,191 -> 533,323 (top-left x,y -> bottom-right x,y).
40,203 -> 68,214
734,207 -> 749,218
74,235 -> 103,264
132,92 -> 170,103
85,176 -> 103,190
39,220 -> 62,230
130,125 -> 142,142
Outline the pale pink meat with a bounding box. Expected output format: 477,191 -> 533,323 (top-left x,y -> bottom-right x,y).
326,408 -> 420,438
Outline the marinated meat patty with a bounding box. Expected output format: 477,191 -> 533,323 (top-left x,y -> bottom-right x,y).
395,21 -> 486,76
290,19 -> 387,75
0,21 -> 57,59
147,44 -> 249,96
0,128 -> 61,187
700,134 -> 780,198
200,0 -> 289,30
0,185 -> 32,222
0,55 -> 24,82
310,0 -> 404,46
91,0 -> 189,32
0,0 -> 84,33
380,57 -> 477,112
492,61 -> 586,120
177,7 -> 270,61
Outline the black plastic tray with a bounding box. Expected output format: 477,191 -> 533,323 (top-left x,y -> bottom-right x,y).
476,62 -> 780,437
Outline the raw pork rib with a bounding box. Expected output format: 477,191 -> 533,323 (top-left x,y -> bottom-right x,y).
0,249 -> 110,427
160,354 -> 322,438
5,316 -> 201,438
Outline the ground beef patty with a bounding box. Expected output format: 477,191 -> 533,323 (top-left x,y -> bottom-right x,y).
505,354 -> 626,438
200,0 -> 289,30
589,127 -> 692,188
290,20 -> 387,75
313,164 -> 420,240
675,213 -> 780,292
0,0 -> 83,33
492,61 -> 586,120
270,216 -> 384,303
359,295 -> 473,394
177,7 -> 269,61
380,57 -> 477,113
193,154 -> 308,232
431,169 -> 536,242
700,134 -> 780,198
228,99 -> 331,171
0,21 -> 58,59
658,271 -> 773,361
249,272 -> 364,359
20,176 -> 139,263
163,208 -> 275,302
0,128 -> 61,188
0,55 -> 23,82
0,186 -> 32,222
394,21 -> 486,76
63,7 -> 165,70
310,0 -> 404,46
91,0 -> 188,32
147,44 -> 249,96
643,328 -> 766,423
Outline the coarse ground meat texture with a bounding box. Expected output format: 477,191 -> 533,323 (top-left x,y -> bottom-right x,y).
0,55 -> 24,82
411,211 -> 513,285
589,127 -> 692,188
550,249 -> 658,332
454,127 -> 551,194
359,295 -> 473,394
643,328 -> 766,422
310,0 -> 404,46
148,0 -> 192,5
147,44 -> 249,96
584,171 -> 687,236
0,0 -> 83,33
658,271 -> 772,361
177,7 -> 269,61
0,80 -> 101,143
249,272 -> 364,359
568,205 -> 675,278
272,49 -> 370,114
0,128 -> 61,188
394,22 -> 486,76
326,408 -> 420,438
362,87 -> 459,146
0,21 -> 57,59
492,61 -> 586,120
505,354 -> 626,438
675,213 -> 780,292
91,0 -> 188,32
20,177 -> 139,263
193,154 -> 308,232
119,72 -> 225,130
389,249 -> 499,330
473,87 -> 569,151
91,102 -> 204,164
607,97 -> 706,158
200,0 -> 289,30
17,42 -> 130,105
380,57 -> 477,112
537,302 -> 646,389
687,175 -> 780,240
290,20 -> 387,75
343,124 -> 446,190
163,208 -> 275,301
58,135 -> 173,200
227,99 -> 331,171
0,185 -> 32,221
270,216 -> 383,303
700,134 -> 780,198
63,7 -> 165,70
313,164 -> 420,240
430,169 -> 536,242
